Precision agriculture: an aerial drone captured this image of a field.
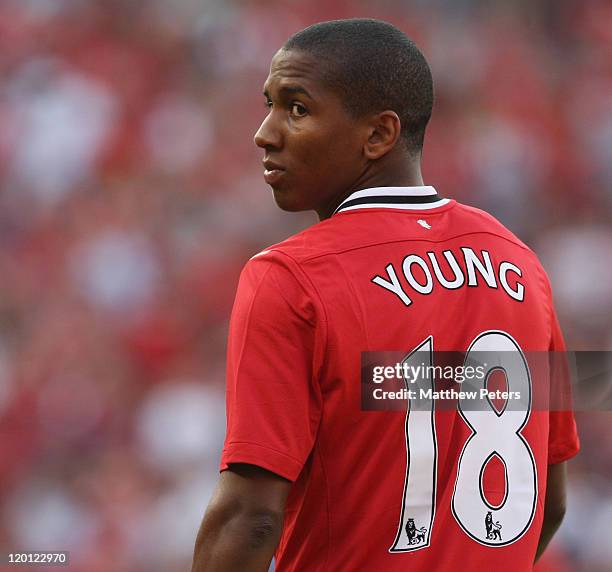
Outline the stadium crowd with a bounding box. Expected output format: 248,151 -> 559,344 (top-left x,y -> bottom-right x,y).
0,0 -> 610,570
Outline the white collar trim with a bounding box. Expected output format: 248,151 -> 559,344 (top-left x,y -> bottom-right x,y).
334,186 -> 449,214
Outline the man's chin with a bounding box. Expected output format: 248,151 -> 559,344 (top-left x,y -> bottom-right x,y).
271,187 -> 309,212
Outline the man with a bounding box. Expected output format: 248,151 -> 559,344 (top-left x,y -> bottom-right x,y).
191,19 -> 579,571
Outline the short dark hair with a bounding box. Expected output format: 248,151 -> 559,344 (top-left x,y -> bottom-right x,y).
284,18 -> 434,154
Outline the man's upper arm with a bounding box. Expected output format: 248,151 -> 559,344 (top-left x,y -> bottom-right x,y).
192,464 -> 291,572
534,462 -> 567,562
544,462 -> 567,518
214,463 -> 292,516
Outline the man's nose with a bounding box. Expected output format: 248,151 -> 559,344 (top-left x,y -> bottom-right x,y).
254,112 -> 282,150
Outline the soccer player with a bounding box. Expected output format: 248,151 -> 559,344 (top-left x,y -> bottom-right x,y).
191,19 -> 579,572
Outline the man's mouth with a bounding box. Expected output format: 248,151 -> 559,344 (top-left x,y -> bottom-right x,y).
263,159 -> 285,185
264,168 -> 285,185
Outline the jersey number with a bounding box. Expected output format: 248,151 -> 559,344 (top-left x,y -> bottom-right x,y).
389,331 -> 537,552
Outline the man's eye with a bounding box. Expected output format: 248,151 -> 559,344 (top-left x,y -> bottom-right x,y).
291,102 -> 307,117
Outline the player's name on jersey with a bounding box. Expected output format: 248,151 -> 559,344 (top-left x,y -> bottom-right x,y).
372,387 -> 521,401
372,247 -> 524,307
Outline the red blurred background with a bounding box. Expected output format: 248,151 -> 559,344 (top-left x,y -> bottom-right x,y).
0,1 -> 610,570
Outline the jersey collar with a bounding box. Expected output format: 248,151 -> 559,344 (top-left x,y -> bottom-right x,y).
333,186 -> 449,214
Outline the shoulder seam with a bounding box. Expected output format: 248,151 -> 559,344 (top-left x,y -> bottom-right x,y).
291,230 -> 535,263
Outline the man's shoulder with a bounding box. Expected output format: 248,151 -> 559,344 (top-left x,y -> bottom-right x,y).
453,201 -> 535,255
453,201 -> 552,290
249,217 -> 340,267
236,225 -> 336,310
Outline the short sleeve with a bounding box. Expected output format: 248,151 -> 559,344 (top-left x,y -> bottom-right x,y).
219,250 -> 325,481
547,307 -> 580,464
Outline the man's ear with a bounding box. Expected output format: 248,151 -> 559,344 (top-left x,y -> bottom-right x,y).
363,110 -> 402,160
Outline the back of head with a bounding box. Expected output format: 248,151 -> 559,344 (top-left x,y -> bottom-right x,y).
284,18 -> 434,155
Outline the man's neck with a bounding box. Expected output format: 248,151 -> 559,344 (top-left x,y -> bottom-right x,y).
316,158 -> 424,221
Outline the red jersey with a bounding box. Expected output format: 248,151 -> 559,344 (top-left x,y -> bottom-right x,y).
220,186 -> 579,571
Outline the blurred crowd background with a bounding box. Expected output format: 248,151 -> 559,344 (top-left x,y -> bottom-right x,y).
0,0 -> 610,571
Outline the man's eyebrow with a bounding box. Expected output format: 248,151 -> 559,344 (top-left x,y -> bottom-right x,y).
263,85 -> 314,99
